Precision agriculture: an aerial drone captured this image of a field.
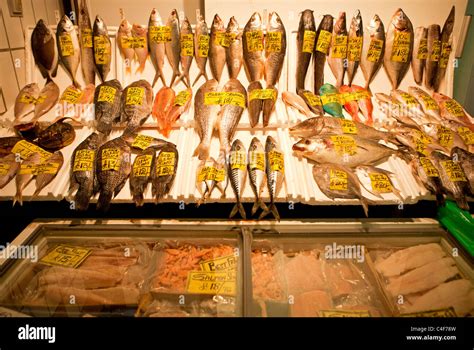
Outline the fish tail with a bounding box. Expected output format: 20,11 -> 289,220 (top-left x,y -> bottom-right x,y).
13,191 -> 22,207
74,187 -> 92,211
259,203 -> 280,221
173,73 -> 189,88
251,198 -> 268,216
360,197 -> 369,217
72,78 -> 82,90
153,183 -> 169,203
455,196 -> 470,212
192,72 -> 206,87
229,201 -> 246,219
97,191 -> 113,212
193,142 -> 210,161
135,62 -> 146,75
126,66 -> 132,75
435,191 -> 445,207
152,70 -> 167,87
169,72 -> 179,87
133,193 -> 145,207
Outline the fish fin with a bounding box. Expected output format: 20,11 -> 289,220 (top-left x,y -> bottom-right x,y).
52,64 -> 58,78
193,143 -> 210,160
360,197 -> 369,217
259,203 -> 280,221
173,73 -> 189,88
153,183 -> 169,203
13,192 -> 22,206
135,63 -> 146,75
72,78 -> 82,90
229,202 -> 246,219
192,71 -> 207,87
251,199 -> 268,216
126,66 -> 132,75
169,71 -> 178,87
133,193 -> 145,207
455,196 -> 470,212
97,191 -> 113,212
74,187 -> 92,211
152,70 -> 166,87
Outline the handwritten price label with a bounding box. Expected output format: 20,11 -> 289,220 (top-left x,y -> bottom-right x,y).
246,30 -> 264,52
266,31 -> 282,52
197,35 -> 210,57
249,151 -> 265,171
302,30 -> 316,53
347,37 -> 363,61
94,35 -> 110,64
101,148 -> 122,171
156,151 -> 176,176
367,38 -> 383,62
316,30 -> 331,54
330,135 -> 357,156
125,87 -> 145,105
390,32 -> 411,62
419,157 -> 439,177
81,28 -> 93,48
73,149 -> 95,172
430,39 -> 441,62
97,85 -> 116,103
417,38 -> 428,59
269,151 -> 284,173
59,34 -> 74,57
329,169 -> 348,191
180,33 -> 194,56
230,151 -> 247,170
149,26 -> 171,43
441,160 -> 467,182
133,154 -> 153,177
331,35 -> 348,58
369,173 -> 393,193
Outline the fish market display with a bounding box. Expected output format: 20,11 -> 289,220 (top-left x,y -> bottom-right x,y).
93,15 -> 112,82
14,153 -> 41,206
196,157 -> 220,203
130,147 -> 155,206
314,15 -> 333,94
360,14 -> 385,89
148,8 -> 166,87
411,27 -> 428,85
78,0 -> 95,85
31,19 -> 58,80
327,12 -> 347,88
180,17 -> 194,87
120,80 -> 153,132
242,12 -> 265,82
248,137 -> 268,215
432,93 -> 474,130
356,165 -> 404,202
33,151 -> 64,196
297,90 -> 324,116
193,15 -> 210,86
226,17 -> 243,79
152,143 -> 178,202
282,91 -> 313,118
56,15 -> 81,87
69,132 -> 102,211
36,117 -> 75,151
229,139 -> 247,219
434,6 -> 455,91
451,147 -> 474,194
34,79 -> 60,120
94,79 -> 123,136
96,137 -> 132,211
260,136 -> 284,220
209,14 -> 226,82
408,86 -> 441,122
165,10 -> 184,87
264,12 -> 286,87
425,24 -> 441,90
14,84 -> 40,121
383,9 -> 414,90
346,10 -> 363,86
409,153 -> 444,204
132,24 -> 148,74
296,10 -> 315,91
0,154 -> 19,189
117,9 -> 135,75
319,83 -> 343,117
161,88 -> 192,137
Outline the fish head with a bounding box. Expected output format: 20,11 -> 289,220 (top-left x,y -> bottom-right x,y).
227,16 -> 239,32
321,14 -> 334,29
132,23 -> 147,36
94,15 -> 107,33
58,15 -> 74,32
268,12 -> 283,31
420,122 -> 437,136
119,18 -> 132,33
149,8 -> 163,24
351,10 -> 362,31
249,137 -> 263,152
292,138 -> 325,154
248,12 -> 262,29
392,8 -> 409,31
34,19 -> 53,39
181,17 -> 192,31
368,14 -> 383,34
212,14 -> 224,30
443,6 -> 455,33
289,118 -> 323,137
231,139 -> 245,153
265,135 -> 277,151
431,92 -> 447,104
334,12 -> 346,33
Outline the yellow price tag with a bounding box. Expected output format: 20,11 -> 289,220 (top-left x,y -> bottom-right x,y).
400,92 -> 418,106
347,36 -> 363,61
302,91 -> 322,107
18,94 -> 37,104
198,34 -> 210,57
444,100 -> 465,118
73,149 -> 94,172
19,163 -> 38,175
149,26 -> 171,43
40,245 -> 92,269
215,31 -> 227,47
11,140 -> 51,162
204,92 -> 223,106
97,85 -> 116,103
369,173 -> 393,193
269,151 -> 284,173
249,89 -> 277,101
367,38 -> 384,62
133,36 -> 146,49
204,92 -> 245,108
180,33 -> 194,56
302,30 -> 316,53
265,32 -> 282,52
316,30 -> 331,54
156,151 -> 175,176
430,39 -> 441,62
340,119 -> 357,134
101,148 -> 122,171
246,30 -> 264,52
436,125 -> 453,147
200,254 -> 237,272
390,31 -> 411,62
320,310 -> 371,317
329,169 -> 348,191
36,162 -> 61,175
419,157 -> 439,177
330,135 -> 357,156
81,28 -> 93,48
174,90 -> 191,106
94,35 -> 110,64
0,163 -> 11,176
420,94 -> 438,110
458,127 -> 474,145
120,36 -> 135,49
441,160 -> 467,182
401,308 -> 457,317
60,87 -> 83,104
417,38 -> 428,60
331,35 -> 347,58
230,151 -> 246,170
131,135 -> 154,150
215,168 -> 226,182
133,154 -> 153,177
125,87 -> 145,105
186,271 -> 236,296
59,33 -> 74,57
321,93 -> 341,105
249,151 -> 265,171
439,43 -> 452,69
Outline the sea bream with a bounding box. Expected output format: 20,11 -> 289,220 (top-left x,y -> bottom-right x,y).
264,12 -> 286,86
226,17 -> 243,79
132,24 -> 148,74
209,14 -> 226,82
193,15 -> 210,86
383,9 -> 414,90
260,136 -> 284,221
248,137 -> 268,215
93,15 -> 112,83
165,10 -> 186,87
408,86 -> 441,122
33,151 -> 64,196
31,19 -> 59,80
14,83 -> 40,121
296,10 -> 316,91
34,79 -> 60,121
228,139 -> 247,219
56,15 -> 81,88
242,12 -> 265,82
432,93 -> 474,131
120,80 -> 153,132
327,12 -> 347,88
78,0 -> 95,85
148,8 -> 166,87
346,10 -> 363,86
94,79 -> 123,136
117,9 -> 135,75
360,14 -> 385,89
180,17 -> 194,88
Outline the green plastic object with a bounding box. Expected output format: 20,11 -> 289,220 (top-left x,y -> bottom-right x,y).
437,200 -> 474,257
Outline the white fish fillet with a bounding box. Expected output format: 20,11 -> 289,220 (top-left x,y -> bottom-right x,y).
375,243 -> 445,277
285,253 -> 325,295
386,257 -> 458,296
403,279 -> 474,316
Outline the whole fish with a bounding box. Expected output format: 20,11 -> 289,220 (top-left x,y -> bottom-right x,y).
297,89 -> 324,116
283,91 -> 313,118
360,14 -> 385,89
31,19 -> 58,79
33,151 -> 64,196
56,15 -> 81,87
193,79 -> 220,160
93,15 -> 112,83
148,8 -> 166,87
392,124 -> 444,155
339,85 -> 359,121
451,147 -> 474,195
434,6 -> 455,91
130,147 -> 155,206
248,81 -> 263,127
408,86 -> 441,122
296,10 -> 316,91
289,116 -> 395,142
293,135 -> 400,168
34,79 -> 60,120
152,87 -> 176,137
121,80 -> 153,132
0,137 -> 22,157
209,14 -> 227,82
37,117 -> 76,150
196,158 -> 215,204
0,154 -> 19,189
117,9 -> 135,75
193,15 -> 210,86
383,9 -> 414,90
229,139 -> 247,219
218,79 -> 247,154
390,89 -> 438,124
248,137 -> 268,215
347,10 -> 363,86
265,12 -> 286,86
422,123 -> 468,153
430,151 -> 470,210
14,153 -> 41,206
152,143 -> 178,202
69,132 -> 102,211
327,12 -> 347,88
78,0 -> 95,85
352,85 -> 374,126
180,17 -> 194,87
14,84 -> 40,121
165,88 -> 193,137
312,163 -> 370,216
425,24 -> 441,90
411,27 -> 428,85
214,155 -> 228,198
314,15 -> 334,93
121,132 -> 171,152
320,83 -> 343,117
375,92 -> 428,128
226,17 -> 243,79
260,136 -> 284,220
432,93 -> 474,130
262,85 -> 278,127
242,12 -> 265,82
442,119 -> 474,153
165,10 -> 185,87
132,24 -> 148,74
96,137 -> 131,211
356,165 -> 404,202
410,154 -> 444,205
94,79 -> 123,136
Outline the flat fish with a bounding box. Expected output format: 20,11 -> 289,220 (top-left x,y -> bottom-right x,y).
152,143 -> 178,202
94,79 -> 123,136
31,19 -> 59,80
14,83 -> 40,121
120,80 -> 153,132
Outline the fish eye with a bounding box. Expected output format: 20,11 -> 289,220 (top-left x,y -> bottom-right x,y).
305,140 -> 311,145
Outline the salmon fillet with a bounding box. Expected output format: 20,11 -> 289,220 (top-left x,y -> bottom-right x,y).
290,290 -> 333,317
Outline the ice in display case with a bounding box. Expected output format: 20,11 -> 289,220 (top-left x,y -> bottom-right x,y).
0,219 -> 472,317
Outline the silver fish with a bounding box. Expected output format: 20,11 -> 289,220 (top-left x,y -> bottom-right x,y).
356,165 -> 404,202
193,15 -> 210,86
148,8 -> 166,87
248,81 -> 263,128
78,0 -> 95,85
327,12 -> 347,88
264,12 -> 286,86
260,136 -> 284,220
434,6 -> 455,91
347,10 -> 363,86
360,14 -> 385,89
248,137 -> 268,215
226,17 -> 243,79
229,139 -> 247,219
180,17 -> 194,88
242,12 -> 265,82
165,9 -> 186,87
56,15 -> 81,88
93,15 -> 112,83
262,85 -> 277,127
209,14 -> 226,82
14,84 -> 40,121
